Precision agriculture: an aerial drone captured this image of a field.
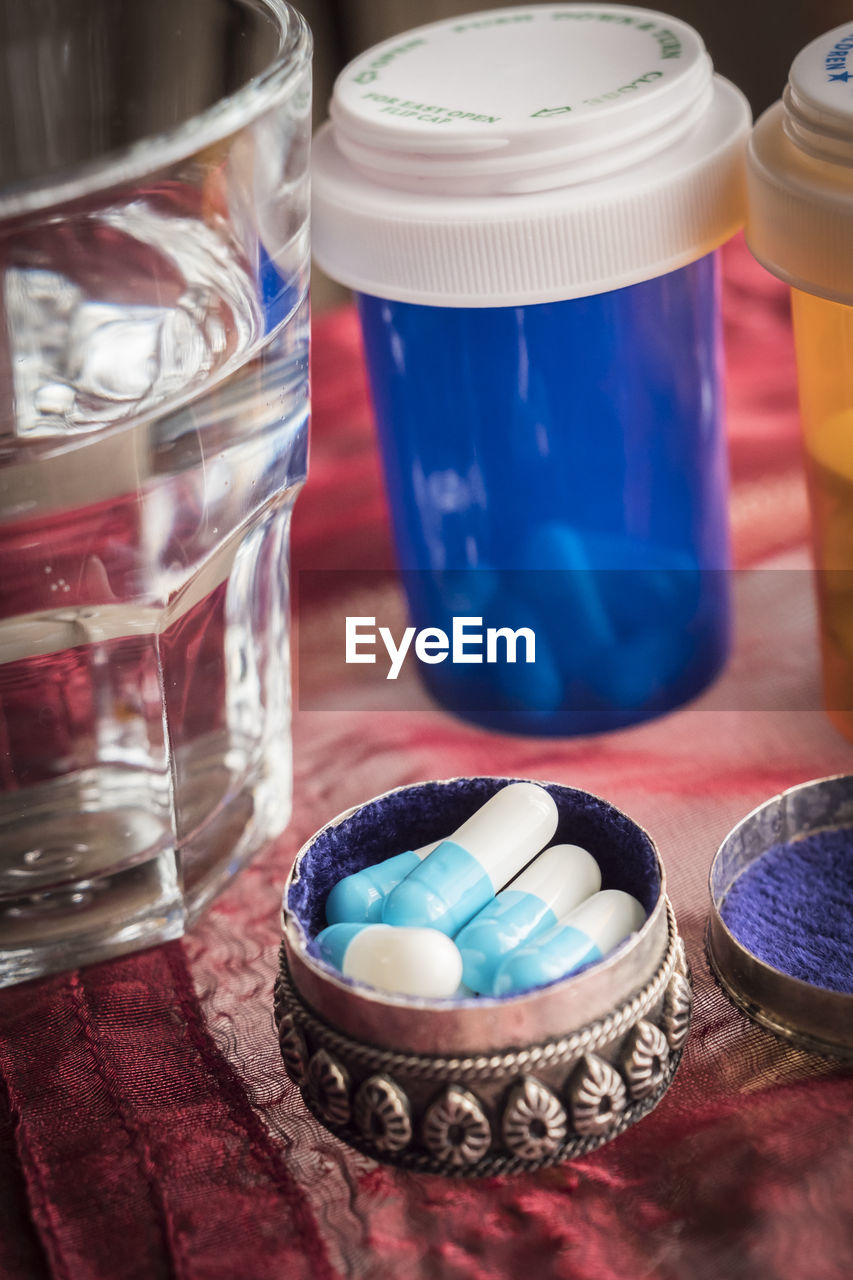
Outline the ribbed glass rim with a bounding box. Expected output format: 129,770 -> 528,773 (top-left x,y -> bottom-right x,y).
0,0 -> 311,221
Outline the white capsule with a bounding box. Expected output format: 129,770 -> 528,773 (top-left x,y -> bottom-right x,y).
454,843 -> 602,993
382,782 -> 560,935
493,890 -> 647,996
509,843 -> 603,919
312,922 -> 463,998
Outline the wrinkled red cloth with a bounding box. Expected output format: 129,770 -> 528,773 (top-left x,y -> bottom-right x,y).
1,238 -> 853,1280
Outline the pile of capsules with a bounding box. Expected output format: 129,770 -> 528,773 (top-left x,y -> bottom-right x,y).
312,782 -> 646,1000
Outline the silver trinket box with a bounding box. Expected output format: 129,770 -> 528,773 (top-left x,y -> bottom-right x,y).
276,776 -> 692,1176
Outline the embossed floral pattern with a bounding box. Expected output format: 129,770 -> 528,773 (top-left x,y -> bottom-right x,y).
353,1075 -> 412,1153
277,1014 -> 308,1085
305,1049 -> 351,1126
662,972 -> 692,1053
423,1086 -> 491,1168
622,1020 -> 669,1100
568,1054 -> 627,1137
501,1076 -> 567,1162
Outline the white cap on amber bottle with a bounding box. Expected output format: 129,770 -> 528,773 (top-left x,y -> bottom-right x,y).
748,22 -> 853,305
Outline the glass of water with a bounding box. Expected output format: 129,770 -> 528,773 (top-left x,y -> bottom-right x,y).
0,0 -> 311,984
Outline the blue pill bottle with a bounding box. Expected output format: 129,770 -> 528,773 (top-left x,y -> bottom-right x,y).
312,5 -> 751,734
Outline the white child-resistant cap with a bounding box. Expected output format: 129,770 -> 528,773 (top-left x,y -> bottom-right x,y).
312,4 -> 750,306
748,23 -> 853,305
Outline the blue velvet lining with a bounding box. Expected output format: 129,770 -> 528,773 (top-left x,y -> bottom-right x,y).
720,827 -> 853,995
287,777 -> 660,948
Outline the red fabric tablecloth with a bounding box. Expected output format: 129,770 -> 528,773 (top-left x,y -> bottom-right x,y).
1,239 -> 852,1280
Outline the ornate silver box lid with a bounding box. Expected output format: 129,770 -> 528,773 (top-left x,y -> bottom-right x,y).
707,773 -> 853,1063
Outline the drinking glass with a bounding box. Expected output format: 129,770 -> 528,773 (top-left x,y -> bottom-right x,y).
0,0 -> 311,984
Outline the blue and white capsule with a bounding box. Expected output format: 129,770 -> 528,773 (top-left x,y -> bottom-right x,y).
312,922 -> 463,998
381,782 -> 559,936
453,843 -> 602,994
492,889 -> 646,996
325,840 -> 440,925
